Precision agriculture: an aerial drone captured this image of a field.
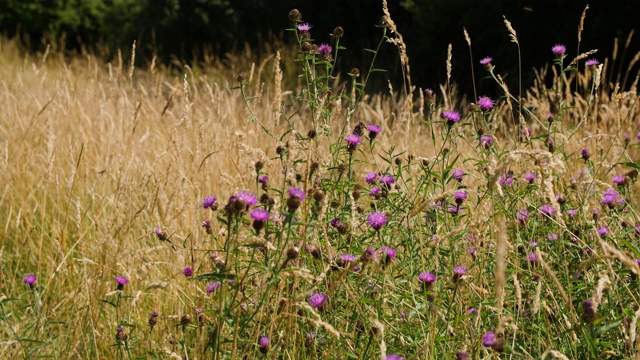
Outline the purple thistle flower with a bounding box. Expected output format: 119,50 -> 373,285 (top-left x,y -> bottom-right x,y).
524,172 -> 536,183
237,191 -> 258,206
547,233 -> 558,241
517,209 -> 529,224
586,58 -> 599,67
250,208 -> 270,221
480,135 -> 493,146
454,191 -> 468,200
480,56 -> 493,65
369,186 -> 381,196
384,354 -> 405,360
339,254 -> 357,262
539,204 -> 557,217
498,174 -> 514,186
289,187 -> 306,201
613,175 -> 625,185
467,247 -> 476,255
365,172 -> 378,184
597,227 -> 610,236
183,266 -> 193,277
366,124 -> 381,135
451,169 -> 465,181
581,148 -> 591,161
601,188 -> 620,205
309,293 -> 328,310
206,282 -> 221,293
454,266 -> 467,275
259,336 -> 270,347
203,195 -> 217,209
477,96 -> 494,111
258,175 -> 268,184
297,23 -> 312,32
442,110 -> 461,126
528,252 -> 538,262
330,218 -> 341,228
379,174 -> 395,185
115,276 -> 129,290
456,350 -> 471,360
482,331 -> 496,347
466,307 -> 478,315
418,271 -> 437,283
552,44 -> 566,57
23,274 -> 37,287
201,220 -> 211,228
367,212 -> 387,230
344,133 -> 361,145
381,246 -> 397,261
567,209 -> 577,216
318,43 -> 332,55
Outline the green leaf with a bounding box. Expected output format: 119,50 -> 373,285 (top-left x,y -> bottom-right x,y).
594,319 -> 623,337
618,161 -> 640,171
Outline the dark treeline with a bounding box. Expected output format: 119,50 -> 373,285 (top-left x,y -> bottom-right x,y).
1,0 -> 638,98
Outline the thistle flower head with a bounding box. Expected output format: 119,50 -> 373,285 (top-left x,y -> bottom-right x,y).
365,172 -> 378,184
309,293 -> 328,310
552,44 -> 566,57
477,96 -> 494,111
203,195 -> 217,209
482,331 -> 496,347
183,266 -> 193,277
297,23 -> 312,32
23,274 -> 37,287
250,208 -> 270,221
367,212 -> 387,230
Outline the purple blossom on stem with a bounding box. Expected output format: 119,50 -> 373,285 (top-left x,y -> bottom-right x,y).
258,175 -> 268,184
24,274 -> 37,287
367,212 -> 387,230
379,174 -> 395,185
539,204 -> 557,217
339,254 -> 357,262
309,293 -> 328,310
236,191 -> 258,206
613,175 -> 625,185
250,208 -> 270,221
597,227 -> 610,236
524,172 -> 536,183
318,43 -> 332,55
477,96 -> 494,111
344,134 -> 361,145
586,58 -> 599,67
289,187 -> 306,201
202,195 -> 217,209
498,174 -> 514,186
330,218 -> 341,228
297,23 -> 312,32
601,188 -> 620,205
384,354 -> 405,360
480,135 -> 493,147
206,282 -> 221,293
567,209 -> 577,216
480,56 -> 493,65
517,209 -> 530,224
482,331 -> 496,347
366,124 -> 381,136
418,271 -> 437,283
442,110 -> 461,126
451,169 -> 465,181
365,172 -> 378,184
115,276 -> 129,290
183,267 -> 193,277
552,44 -> 566,57
528,252 -> 538,262
369,186 -> 381,196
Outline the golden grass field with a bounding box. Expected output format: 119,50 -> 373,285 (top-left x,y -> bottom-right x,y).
1,13 -> 640,357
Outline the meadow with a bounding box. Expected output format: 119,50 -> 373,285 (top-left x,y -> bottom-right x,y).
1,4 -> 640,359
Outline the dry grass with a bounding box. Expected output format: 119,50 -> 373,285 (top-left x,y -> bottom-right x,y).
1,16 -> 639,356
